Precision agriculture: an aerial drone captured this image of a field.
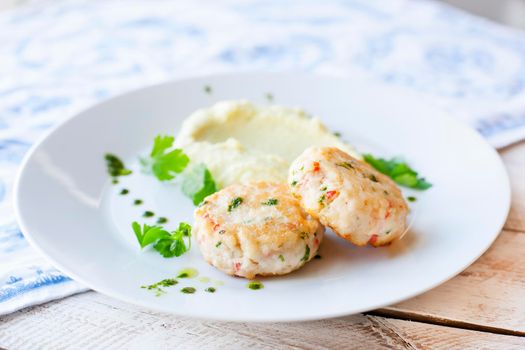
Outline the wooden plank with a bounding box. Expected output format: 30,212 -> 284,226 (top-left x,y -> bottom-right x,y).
380,229 -> 525,333
382,318 -> 525,350
1,292 -> 524,350
372,141 -> 525,332
500,141 -> 525,232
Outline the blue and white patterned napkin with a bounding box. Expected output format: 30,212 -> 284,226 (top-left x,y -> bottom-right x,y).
2,0 -> 525,315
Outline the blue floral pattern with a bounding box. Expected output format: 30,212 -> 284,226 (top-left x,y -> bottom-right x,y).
2,0 -> 525,315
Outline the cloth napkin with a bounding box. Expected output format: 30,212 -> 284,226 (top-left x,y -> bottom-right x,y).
2,0 -> 525,316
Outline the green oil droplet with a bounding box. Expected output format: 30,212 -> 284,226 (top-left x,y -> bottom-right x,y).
157,217 -> 168,224
247,281 -> 264,290
177,268 -> 198,279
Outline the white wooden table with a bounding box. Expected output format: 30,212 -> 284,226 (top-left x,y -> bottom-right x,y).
1,141 -> 524,349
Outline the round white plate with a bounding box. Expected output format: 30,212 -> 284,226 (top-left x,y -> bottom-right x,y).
14,73 -> 510,322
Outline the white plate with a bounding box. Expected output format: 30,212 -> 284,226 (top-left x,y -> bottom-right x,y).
14,73 -> 510,322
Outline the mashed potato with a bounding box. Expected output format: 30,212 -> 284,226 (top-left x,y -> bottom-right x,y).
175,100 -> 359,188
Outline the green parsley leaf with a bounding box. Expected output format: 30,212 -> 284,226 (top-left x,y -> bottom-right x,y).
363,154 -> 432,190
141,278 -> 178,296
414,178 -> 432,190
336,162 -> 354,170
301,244 -> 310,262
177,222 -> 192,239
132,222 -> 170,248
228,197 -> 243,212
368,174 -> 379,183
154,222 -> 192,258
144,135 -> 189,181
132,221 -> 143,244
181,163 -> 218,205
394,173 -> 418,187
261,198 -> 278,206
105,153 -> 132,178
154,238 -> 182,258
132,221 -> 192,258
362,154 -> 392,174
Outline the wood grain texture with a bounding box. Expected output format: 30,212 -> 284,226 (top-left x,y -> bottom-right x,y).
374,141 -> 525,333
1,292 -> 524,350
501,142 -> 525,232
380,229 -> 525,334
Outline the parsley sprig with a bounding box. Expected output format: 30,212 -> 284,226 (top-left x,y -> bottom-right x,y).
132,221 -> 192,258
142,136 -> 218,206
363,154 -> 432,190
142,135 -> 189,181
181,163 -> 218,205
